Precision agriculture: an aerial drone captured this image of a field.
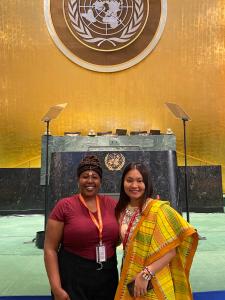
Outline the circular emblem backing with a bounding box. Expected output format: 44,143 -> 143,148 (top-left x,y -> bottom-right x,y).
105,153 -> 125,170
44,0 -> 167,72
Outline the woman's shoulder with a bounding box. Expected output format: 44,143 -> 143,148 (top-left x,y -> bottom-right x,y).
148,199 -> 170,209
145,199 -> 176,215
150,199 -> 185,223
53,194 -> 79,209
50,194 -> 80,219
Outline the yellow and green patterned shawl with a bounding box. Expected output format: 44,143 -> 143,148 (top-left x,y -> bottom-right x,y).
115,200 -> 199,300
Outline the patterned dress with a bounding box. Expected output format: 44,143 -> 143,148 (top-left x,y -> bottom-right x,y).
115,199 -> 199,300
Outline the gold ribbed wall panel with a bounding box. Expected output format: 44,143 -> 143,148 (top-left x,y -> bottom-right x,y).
0,1 -> 225,187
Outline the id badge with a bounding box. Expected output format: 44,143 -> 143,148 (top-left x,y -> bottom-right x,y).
96,243 -> 106,263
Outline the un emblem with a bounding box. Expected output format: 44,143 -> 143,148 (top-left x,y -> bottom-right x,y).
65,0 -> 148,51
105,153 -> 125,171
44,0 -> 167,72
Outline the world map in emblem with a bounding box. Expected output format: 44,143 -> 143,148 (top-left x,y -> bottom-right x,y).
45,0 -> 167,72
64,0 -> 149,51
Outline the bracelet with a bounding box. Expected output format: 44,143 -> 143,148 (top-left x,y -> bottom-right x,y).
141,267 -> 153,281
141,271 -> 151,281
143,266 -> 155,278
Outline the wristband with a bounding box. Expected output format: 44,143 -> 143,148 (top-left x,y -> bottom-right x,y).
144,266 -> 155,278
142,271 -> 151,281
142,267 -> 153,281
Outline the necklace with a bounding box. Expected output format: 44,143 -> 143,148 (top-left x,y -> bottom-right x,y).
120,199 -> 152,251
120,206 -> 141,250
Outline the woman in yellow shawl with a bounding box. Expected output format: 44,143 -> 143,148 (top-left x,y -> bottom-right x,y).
115,162 -> 198,300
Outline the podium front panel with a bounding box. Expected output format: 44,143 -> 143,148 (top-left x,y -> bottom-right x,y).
48,150 -> 179,214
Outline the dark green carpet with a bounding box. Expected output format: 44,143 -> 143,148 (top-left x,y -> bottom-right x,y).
0,213 -> 225,296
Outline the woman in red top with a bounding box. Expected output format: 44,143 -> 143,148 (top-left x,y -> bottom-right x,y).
44,155 -> 119,300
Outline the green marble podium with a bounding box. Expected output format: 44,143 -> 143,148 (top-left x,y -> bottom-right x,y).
40,134 -> 176,185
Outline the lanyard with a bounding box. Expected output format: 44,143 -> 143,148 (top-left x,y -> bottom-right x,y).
79,194 -> 103,242
121,208 -> 140,250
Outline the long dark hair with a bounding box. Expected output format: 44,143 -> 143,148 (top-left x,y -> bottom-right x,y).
115,162 -> 153,219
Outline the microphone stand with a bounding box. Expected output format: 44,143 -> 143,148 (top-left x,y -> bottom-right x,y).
35,121 -> 51,249
165,102 -> 191,222
182,117 -> 190,222
35,103 -> 67,249
44,120 -> 50,229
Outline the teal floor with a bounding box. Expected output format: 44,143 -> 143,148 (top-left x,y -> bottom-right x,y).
0,212 -> 225,296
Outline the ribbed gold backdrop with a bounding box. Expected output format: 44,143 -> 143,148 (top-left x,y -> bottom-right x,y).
0,1 -> 225,187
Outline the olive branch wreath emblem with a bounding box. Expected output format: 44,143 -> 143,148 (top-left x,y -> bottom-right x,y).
68,0 -> 144,47
104,153 -> 126,170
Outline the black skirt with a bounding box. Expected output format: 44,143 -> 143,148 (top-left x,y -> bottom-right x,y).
57,249 -> 118,300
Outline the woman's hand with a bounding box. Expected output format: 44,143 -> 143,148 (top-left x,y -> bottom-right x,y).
133,271 -> 149,298
52,287 -> 70,300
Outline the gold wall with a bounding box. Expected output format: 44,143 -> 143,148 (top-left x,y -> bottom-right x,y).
0,1 -> 225,187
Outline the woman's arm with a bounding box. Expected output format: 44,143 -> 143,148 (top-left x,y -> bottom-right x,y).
146,247 -> 176,275
44,219 -> 70,300
133,248 -> 176,297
